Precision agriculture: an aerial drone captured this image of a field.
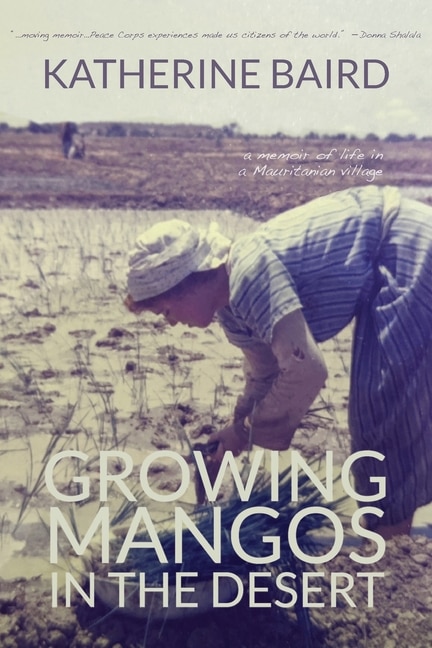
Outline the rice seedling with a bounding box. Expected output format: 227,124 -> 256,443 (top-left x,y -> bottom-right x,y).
0,513 -> 10,548
106,464 -> 346,583
132,367 -> 149,419
123,326 -> 149,417
72,346 -> 120,449
87,459 -> 347,647
13,402 -> 77,532
2,353 -> 34,392
23,245 -> 54,315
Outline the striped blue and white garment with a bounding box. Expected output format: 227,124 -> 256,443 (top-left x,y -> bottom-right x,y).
217,185 -> 432,526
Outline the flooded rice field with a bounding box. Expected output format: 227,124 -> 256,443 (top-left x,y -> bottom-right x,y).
1,194 -> 432,647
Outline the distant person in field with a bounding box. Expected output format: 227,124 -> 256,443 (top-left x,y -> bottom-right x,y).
61,121 -> 85,159
124,185 -> 432,540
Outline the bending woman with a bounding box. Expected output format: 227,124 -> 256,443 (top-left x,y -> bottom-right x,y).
125,185 -> 432,539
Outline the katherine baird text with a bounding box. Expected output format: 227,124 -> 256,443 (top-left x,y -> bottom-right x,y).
44,58 -> 389,89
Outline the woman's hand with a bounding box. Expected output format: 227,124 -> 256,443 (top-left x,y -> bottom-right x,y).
193,424 -> 247,505
208,423 -> 248,462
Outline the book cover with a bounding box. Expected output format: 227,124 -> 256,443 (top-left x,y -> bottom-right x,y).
1,1 -> 431,646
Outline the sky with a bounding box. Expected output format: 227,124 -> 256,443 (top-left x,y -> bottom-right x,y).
1,0 -> 430,137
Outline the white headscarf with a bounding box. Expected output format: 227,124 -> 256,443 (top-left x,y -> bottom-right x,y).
127,219 -> 231,301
